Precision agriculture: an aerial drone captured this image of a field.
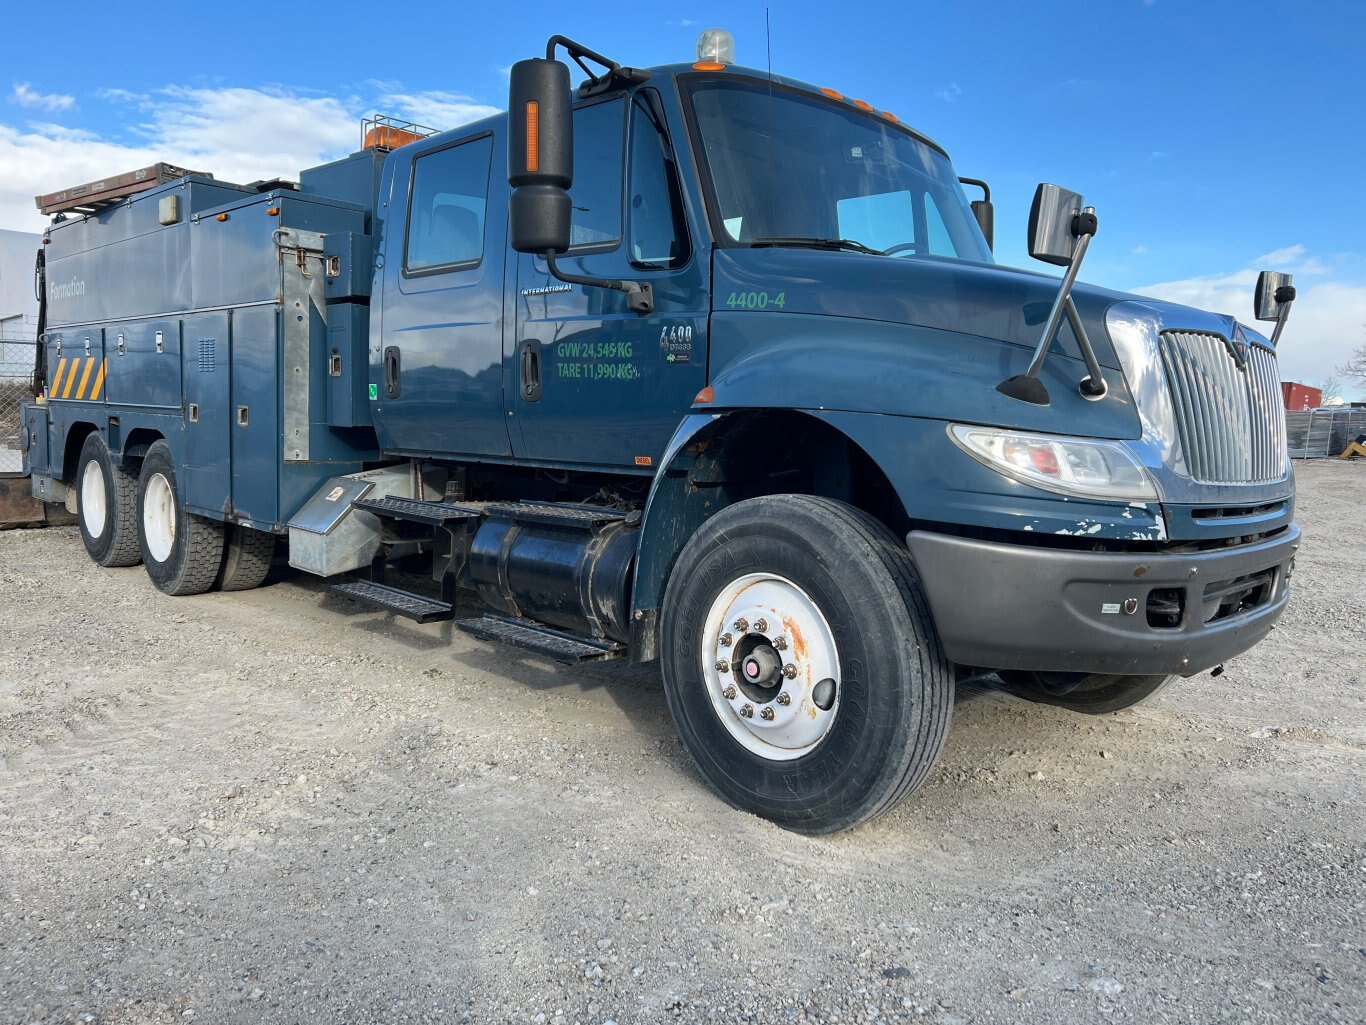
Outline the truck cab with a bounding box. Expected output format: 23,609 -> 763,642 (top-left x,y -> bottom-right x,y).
20,32 -> 1300,834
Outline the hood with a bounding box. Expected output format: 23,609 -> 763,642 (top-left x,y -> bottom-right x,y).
712,247 -> 1240,370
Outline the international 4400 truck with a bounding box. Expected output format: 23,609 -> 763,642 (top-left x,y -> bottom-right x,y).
19,32 -> 1301,833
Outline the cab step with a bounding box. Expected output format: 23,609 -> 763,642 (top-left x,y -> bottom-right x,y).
331,579 -> 454,623
353,495 -> 481,526
483,501 -> 629,533
456,614 -> 624,664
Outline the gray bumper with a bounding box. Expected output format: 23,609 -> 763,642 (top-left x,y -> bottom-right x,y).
906,525 -> 1300,677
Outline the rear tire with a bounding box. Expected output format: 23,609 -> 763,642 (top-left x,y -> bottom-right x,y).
215,525 -> 277,592
75,433 -> 141,567
997,670 -> 1177,714
136,440 -> 224,596
661,495 -> 953,834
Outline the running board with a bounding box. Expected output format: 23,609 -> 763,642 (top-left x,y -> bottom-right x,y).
456,615 -> 624,664
331,579 -> 454,623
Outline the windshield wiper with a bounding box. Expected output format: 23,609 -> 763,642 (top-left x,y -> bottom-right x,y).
749,236 -> 886,256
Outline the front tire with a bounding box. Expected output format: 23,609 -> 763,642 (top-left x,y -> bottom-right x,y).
661,495 -> 953,834
76,433 -> 141,567
996,670 -> 1177,714
136,440 -> 224,596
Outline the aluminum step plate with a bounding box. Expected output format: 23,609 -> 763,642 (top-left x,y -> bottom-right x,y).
353,496 -> 481,526
456,615 -> 623,664
331,579 -> 454,624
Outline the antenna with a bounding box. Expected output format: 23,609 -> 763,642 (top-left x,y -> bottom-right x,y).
766,7 -> 773,80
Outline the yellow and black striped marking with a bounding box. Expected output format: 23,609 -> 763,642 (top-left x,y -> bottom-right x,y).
48,357 -> 106,401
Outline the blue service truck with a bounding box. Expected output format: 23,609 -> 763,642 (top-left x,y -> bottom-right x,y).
20,33 -> 1301,833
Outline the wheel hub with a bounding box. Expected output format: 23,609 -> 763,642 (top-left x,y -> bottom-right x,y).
143,472 -> 177,564
701,573 -> 841,761
80,460 -> 107,540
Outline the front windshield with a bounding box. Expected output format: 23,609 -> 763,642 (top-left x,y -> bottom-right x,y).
687,78 -> 992,263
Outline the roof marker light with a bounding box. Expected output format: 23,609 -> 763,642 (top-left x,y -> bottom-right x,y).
693,61 -> 727,71
881,111 -> 899,123
853,99 -> 873,112
821,88 -> 843,101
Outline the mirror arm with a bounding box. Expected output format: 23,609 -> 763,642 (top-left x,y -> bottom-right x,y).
1268,285 -> 1295,347
997,209 -> 1098,405
1064,296 -> 1108,398
544,251 -> 654,315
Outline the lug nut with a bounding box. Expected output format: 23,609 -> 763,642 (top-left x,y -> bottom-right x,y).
719,632 -> 733,647
723,685 -> 738,700
782,663 -> 798,679
759,706 -> 775,721
772,635 -> 787,651
776,692 -> 792,706
732,617 -> 748,633
740,704 -> 754,718
715,659 -> 730,673
753,617 -> 769,633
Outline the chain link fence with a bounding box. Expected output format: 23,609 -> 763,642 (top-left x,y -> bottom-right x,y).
1286,408 -> 1366,460
1,337 -> 36,475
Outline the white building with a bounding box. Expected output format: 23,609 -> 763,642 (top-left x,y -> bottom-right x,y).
1,228 -> 42,343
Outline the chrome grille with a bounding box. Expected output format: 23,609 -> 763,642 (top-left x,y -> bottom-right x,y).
1158,330 -> 1287,484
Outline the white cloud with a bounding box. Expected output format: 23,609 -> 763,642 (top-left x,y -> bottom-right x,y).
1135,247 -> 1366,394
11,83 -> 75,112
0,83 -> 499,231
935,83 -> 962,103
376,91 -> 498,133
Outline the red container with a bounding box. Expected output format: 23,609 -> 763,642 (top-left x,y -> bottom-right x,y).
1281,382 -> 1323,410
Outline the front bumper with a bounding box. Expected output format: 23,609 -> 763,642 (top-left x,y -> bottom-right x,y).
907,524 -> 1300,676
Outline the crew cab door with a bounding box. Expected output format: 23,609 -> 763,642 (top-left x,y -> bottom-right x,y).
512,91 -> 707,471
371,130 -> 512,459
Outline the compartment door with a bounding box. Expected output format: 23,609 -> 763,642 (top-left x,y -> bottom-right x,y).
181,312 -> 231,516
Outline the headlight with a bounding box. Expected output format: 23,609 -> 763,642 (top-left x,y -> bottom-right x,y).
949,424 -> 1158,502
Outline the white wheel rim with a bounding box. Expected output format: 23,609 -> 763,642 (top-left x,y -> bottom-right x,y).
143,472 -> 176,563
80,460 -> 108,540
701,572 -> 842,761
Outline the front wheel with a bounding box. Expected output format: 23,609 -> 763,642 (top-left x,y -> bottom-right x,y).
996,670 -> 1177,714
661,495 -> 953,834
137,440 -> 224,596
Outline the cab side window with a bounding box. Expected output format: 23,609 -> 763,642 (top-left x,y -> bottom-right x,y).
405,135 -> 493,274
568,98 -> 626,249
628,95 -> 689,269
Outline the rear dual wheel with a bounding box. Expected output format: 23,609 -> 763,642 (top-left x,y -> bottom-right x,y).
76,433 -> 141,567
137,441 -> 224,596
661,495 -> 953,835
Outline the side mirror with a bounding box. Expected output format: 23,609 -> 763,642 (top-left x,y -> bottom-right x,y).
508,58 -> 573,254
1027,183 -> 1084,267
958,177 -> 993,251
970,200 -> 994,252
1254,270 -> 1295,322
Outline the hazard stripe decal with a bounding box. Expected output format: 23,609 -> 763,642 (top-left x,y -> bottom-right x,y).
74,357 -> 96,399
46,356 -> 109,401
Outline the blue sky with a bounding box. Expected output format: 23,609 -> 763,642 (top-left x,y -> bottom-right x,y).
2,0 -> 1362,393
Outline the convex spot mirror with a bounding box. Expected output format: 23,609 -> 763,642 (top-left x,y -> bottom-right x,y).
1028,183 -> 1084,267
508,58 -> 573,254
1255,270 -> 1296,322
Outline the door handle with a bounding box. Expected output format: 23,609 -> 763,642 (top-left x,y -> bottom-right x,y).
383,345 -> 401,399
520,339 -> 542,403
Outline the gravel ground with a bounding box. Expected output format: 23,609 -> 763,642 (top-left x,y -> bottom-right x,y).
1,460 -> 1363,1025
